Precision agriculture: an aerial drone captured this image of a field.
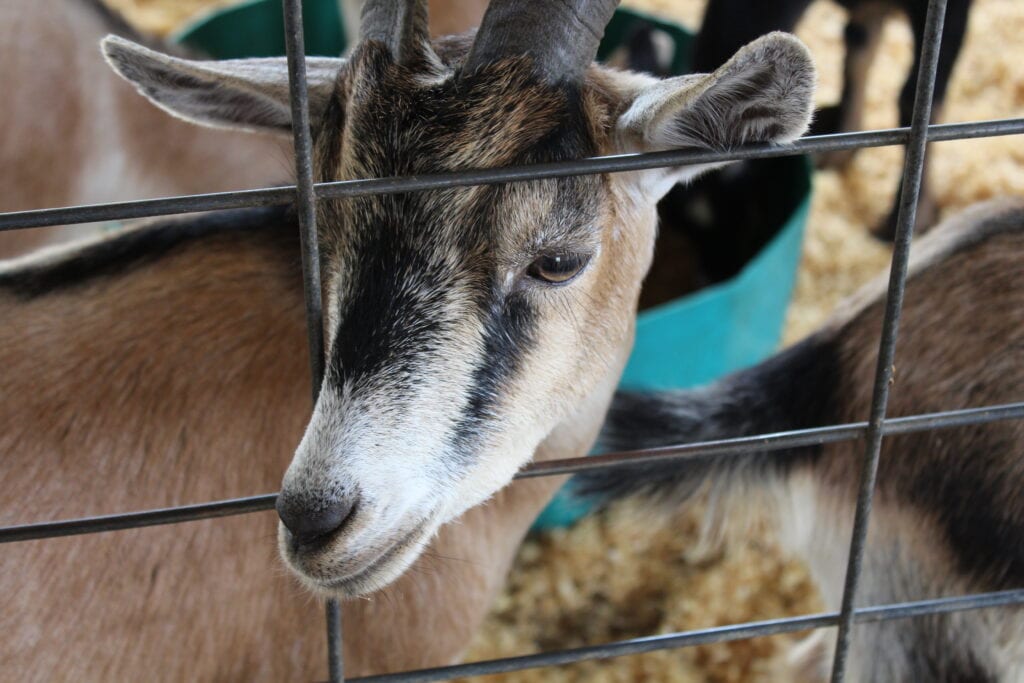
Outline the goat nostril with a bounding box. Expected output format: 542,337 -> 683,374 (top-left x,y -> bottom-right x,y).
276,495 -> 356,549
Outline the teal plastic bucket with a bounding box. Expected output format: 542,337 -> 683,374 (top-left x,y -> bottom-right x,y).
173,0 -> 347,58
178,3 -> 812,529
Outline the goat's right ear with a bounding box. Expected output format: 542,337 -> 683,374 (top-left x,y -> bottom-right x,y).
101,35 -> 346,135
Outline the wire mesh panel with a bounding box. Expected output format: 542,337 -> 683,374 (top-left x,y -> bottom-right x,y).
1,0 -> 1023,680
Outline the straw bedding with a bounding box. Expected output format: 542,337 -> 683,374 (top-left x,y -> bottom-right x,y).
101,1 -> 1024,679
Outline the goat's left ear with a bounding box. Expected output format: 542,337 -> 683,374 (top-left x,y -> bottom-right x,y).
102,35 -> 346,135
616,32 -> 815,197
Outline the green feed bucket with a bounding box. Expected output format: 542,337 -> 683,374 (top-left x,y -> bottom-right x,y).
174,0 -> 347,58
177,3 -> 813,530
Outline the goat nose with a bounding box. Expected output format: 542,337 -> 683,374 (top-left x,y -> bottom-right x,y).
276,494 -> 356,548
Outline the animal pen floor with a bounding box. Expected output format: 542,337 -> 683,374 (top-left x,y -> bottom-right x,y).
102,1 -> 1024,680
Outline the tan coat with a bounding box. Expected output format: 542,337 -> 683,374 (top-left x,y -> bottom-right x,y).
0,0 -> 288,259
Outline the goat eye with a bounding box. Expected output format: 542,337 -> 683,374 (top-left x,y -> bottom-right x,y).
527,253 -> 589,284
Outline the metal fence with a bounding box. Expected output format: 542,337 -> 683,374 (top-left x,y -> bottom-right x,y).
1,0 -> 1023,681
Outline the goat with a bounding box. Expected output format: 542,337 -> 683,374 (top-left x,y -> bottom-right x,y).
693,0 -> 973,240
0,0 -> 816,678
581,197 -> 1024,681
0,0 -> 288,259
1,206 -> 585,679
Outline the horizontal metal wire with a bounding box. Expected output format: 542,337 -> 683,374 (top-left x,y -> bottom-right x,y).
1,118 -> 1022,231
346,589 -> 1024,683
2,402 -> 1020,544
515,401 -> 1024,478
0,494 -> 279,543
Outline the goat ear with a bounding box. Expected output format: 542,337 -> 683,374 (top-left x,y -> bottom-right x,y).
101,35 -> 345,134
617,32 -> 815,196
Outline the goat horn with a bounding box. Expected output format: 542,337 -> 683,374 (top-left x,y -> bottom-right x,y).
464,0 -> 620,83
359,0 -> 431,65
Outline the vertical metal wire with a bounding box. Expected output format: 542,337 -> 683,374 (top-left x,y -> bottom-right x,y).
281,0 -> 343,681
282,0 -> 324,385
326,600 -> 344,682
828,0 -> 948,680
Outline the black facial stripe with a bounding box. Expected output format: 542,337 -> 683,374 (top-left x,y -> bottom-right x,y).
328,231 -> 452,391
450,290 -> 537,450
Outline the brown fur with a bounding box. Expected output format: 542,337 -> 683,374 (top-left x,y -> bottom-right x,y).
593,198 -> 1024,680
0,219 -> 581,679
0,0 -> 289,260
788,203 -> 1024,679
804,200 -> 1024,679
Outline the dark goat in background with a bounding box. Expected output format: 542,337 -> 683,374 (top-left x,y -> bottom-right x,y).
583,197 -> 1024,681
694,0 -> 972,240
